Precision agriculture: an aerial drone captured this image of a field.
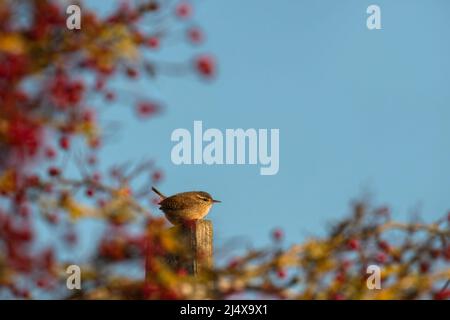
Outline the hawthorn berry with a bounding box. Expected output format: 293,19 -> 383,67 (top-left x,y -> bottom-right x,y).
347,238 -> 360,250
342,259 -> 352,270
47,167 -> 60,177
195,55 -> 215,78
95,78 -> 105,91
142,282 -> 159,298
227,258 -> 240,269
377,240 -> 391,252
89,137 -> 101,149
177,268 -> 188,277
87,155 -> 97,166
375,206 -> 390,216
147,36 -> 160,49
126,67 -> 138,78
444,246 -> 450,260
25,175 -> 40,187
419,262 -> 430,273
375,252 -> 387,264
82,109 -> 95,123
152,170 -> 163,182
187,27 -> 203,44
86,188 -> 95,197
36,277 -> 53,290
64,231 -> 77,246
136,101 -> 160,119
46,213 -> 59,225
92,172 -> 101,183
175,2 -> 192,19
434,289 -> 450,300
332,293 -> 345,300
335,271 -> 346,283
19,205 -> 30,218
272,228 -> 284,241
105,91 -> 115,101
430,249 -> 440,259
59,136 -> 70,150
277,269 -> 287,279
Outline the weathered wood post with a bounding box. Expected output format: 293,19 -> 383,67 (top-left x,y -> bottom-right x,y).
168,220 -> 213,275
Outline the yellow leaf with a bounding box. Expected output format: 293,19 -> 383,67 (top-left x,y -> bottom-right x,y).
0,170 -> 17,194
0,34 -> 25,54
61,194 -> 96,220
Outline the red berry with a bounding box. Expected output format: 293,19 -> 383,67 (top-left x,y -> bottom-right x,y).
48,167 -> 60,177
92,172 -> 101,183
105,91 -> 115,101
59,136 -> 70,150
65,231 -> 77,245
151,197 -> 161,206
434,289 -> 450,300
44,183 -> 53,193
36,278 -> 51,289
228,258 -> 240,269
375,252 -> 387,264
378,240 -> 391,252
444,246 -> 450,260
47,213 -> 59,224
347,239 -> 360,251
342,259 -> 352,270
152,171 -> 163,182
419,262 -> 430,273
87,155 -> 97,165
26,175 -> 40,187
272,228 -> 283,241
276,269 -> 287,279
82,109 -> 95,123
430,249 -> 440,259
136,101 -> 160,119
19,205 -> 30,218
375,206 -> 390,216
175,2 -> 192,19
177,268 -> 188,277
45,147 -> 56,159
95,78 -> 105,91
89,137 -> 101,149
187,27 -> 203,44
147,36 -> 159,49
86,188 -> 94,197
142,283 -> 158,298
126,67 -> 138,78
195,55 -> 215,78
97,199 -> 107,208
335,271 -> 346,283
332,293 -> 345,300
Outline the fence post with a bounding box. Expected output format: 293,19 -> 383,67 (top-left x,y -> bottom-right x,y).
168,220 -> 213,275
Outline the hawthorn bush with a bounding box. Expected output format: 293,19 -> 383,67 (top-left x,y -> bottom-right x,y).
0,0 -> 449,300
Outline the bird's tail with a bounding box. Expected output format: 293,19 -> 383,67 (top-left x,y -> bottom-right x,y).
151,187 -> 166,199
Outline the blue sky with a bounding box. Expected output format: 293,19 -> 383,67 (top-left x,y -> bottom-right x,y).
74,0 -> 450,254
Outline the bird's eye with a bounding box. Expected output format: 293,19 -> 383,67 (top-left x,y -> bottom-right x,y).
198,196 -> 209,202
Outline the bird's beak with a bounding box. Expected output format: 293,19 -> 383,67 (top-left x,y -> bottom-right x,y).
212,199 -> 221,203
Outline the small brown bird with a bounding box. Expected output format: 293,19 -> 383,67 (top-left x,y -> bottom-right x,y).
152,187 -> 221,225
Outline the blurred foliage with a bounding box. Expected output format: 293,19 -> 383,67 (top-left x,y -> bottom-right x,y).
0,0 -> 448,300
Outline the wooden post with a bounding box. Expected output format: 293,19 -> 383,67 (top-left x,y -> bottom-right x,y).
167,220 -> 213,276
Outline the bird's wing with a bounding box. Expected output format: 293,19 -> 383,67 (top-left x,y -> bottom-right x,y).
159,193 -> 198,210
